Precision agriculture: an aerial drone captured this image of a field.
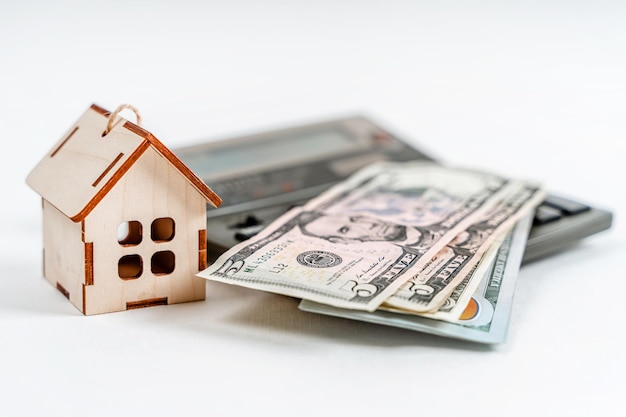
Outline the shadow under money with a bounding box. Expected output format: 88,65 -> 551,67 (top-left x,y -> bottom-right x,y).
8,262 -> 496,351
189,281 -> 496,352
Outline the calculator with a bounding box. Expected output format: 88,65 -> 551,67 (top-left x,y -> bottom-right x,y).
174,116 -> 613,263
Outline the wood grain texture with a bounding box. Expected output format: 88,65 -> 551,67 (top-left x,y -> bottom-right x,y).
30,104 -> 217,315
198,229 -> 207,270
84,242 -> 94,286
27,104 -> 221,223
27,107 -> 146,220
70,142 -> 149,222
42,200 -> 86,313
80,148 -> 207,314
126,297 -> 168,310
56,282 -> 70,299
125,121 -> 222,208
92,152 -> 124,187
97,102 -> 220,207
50,126 -> 79,157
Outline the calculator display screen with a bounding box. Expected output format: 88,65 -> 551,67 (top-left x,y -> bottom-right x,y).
182,128 -> 355,179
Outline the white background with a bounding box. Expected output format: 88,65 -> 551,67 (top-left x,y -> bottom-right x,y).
1,1 -> 625,416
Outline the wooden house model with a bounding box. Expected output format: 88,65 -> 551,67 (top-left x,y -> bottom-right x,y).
26,104 -> 222,315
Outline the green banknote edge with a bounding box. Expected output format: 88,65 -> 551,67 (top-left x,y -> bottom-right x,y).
298,213 -> 533,344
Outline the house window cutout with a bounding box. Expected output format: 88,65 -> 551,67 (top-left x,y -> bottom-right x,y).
151,251 -> 175,275
151,217 -> 175,242
119,254 -> 143,279
118,221 -> 142,246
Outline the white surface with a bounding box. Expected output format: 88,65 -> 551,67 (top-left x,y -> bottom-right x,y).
1,1 -> 625,416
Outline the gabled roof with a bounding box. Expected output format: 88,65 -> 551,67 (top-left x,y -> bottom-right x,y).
27,104 -> 221,222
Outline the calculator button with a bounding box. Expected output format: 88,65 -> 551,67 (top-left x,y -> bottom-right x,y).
235,225 -> 265,241
542,195 -> 591,216
230,215 -> 261,229
533,205 -> 562,225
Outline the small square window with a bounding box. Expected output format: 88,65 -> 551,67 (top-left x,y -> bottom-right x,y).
118,255 -> 143,279
151,217 -> 175,242
118,221 -> 142,246
151,251 -> 175,275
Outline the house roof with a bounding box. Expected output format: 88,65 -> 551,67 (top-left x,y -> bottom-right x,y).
27,104 -> 222,222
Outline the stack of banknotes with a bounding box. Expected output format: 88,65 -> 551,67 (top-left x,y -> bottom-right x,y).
198,161 -> 546,344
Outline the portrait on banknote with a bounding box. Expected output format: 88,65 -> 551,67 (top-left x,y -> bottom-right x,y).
296,210 -> 444,250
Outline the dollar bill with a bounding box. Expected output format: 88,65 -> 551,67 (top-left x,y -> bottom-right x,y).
415,229 -> 507,322
198,161 -> 540,311
298,213 -> 533,344
383,181 -> 545,313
